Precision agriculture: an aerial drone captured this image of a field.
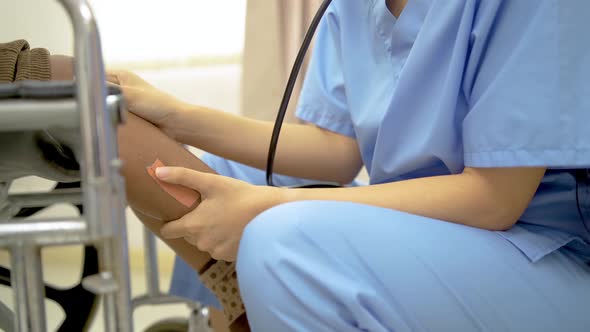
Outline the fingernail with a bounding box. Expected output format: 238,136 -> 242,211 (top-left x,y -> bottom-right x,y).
156,167 -> 170,179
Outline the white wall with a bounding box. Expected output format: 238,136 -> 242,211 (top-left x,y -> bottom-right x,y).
0,0 -> 74,55
0,0 -> 246,61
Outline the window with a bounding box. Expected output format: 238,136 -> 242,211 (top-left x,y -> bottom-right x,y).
90,0 -> 247,68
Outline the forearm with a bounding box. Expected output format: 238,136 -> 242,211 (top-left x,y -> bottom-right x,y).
281,167 -> 546,231
170,105 -> 362,184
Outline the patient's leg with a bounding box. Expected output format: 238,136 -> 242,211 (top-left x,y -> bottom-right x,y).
49,54 -> 215,270
49,52 -> 227,273
118,112 -> 213,271
120,114 -> 247,332
50,53 -> 245,331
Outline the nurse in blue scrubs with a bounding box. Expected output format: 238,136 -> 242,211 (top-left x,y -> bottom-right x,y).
116,0 -> 590,330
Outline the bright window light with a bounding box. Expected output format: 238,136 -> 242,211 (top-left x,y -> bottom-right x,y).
89,0 -> 246,67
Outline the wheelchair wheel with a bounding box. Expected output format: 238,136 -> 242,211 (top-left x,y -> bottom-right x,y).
144,318 -> 189,332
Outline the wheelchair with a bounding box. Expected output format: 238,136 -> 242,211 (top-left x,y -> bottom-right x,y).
0,1 -> 209,331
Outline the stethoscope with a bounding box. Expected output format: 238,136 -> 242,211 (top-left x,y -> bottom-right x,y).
266,0 -> 590,226
265,0 -> 334,187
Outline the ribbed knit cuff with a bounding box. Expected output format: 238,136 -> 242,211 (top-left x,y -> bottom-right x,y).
0,39 -> 28,83
0,39 -> 51,83
16,47 -> 51,81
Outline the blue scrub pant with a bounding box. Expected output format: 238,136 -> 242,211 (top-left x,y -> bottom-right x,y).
170,154 -> 590,331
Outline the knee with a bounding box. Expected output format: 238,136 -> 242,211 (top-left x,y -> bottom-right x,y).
237,202 -> 308,275
236,202 -> 325,322
236,200 -> 381,274
236,201 -> 321,291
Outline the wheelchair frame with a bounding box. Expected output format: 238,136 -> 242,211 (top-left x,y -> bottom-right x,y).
0,1 -> 209,331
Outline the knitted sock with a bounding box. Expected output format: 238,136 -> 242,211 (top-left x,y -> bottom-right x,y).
0,40 -> 51,83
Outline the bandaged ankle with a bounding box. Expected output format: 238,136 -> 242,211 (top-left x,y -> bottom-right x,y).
200,260 -> 245,324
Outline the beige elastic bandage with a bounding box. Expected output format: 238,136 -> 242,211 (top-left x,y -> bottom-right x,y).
200,261 -> 245,324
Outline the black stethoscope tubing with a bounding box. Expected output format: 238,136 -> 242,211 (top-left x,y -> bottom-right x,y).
265,0 -> 334,187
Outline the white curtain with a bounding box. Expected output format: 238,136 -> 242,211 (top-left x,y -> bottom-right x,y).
241,0 -> 323,121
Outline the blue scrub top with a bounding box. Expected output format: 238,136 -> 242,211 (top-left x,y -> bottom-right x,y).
296,0 -> 590,262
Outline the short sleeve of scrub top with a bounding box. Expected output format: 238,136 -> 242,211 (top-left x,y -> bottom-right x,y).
462,0 -> 590,168
460,0 -> 590,261
295,0 -> 590,263
295,5 -> 355,138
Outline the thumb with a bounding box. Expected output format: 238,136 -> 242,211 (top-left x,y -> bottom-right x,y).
106,69 -> 145,86
156,167 -> 215,194
105,69 -> 123,85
